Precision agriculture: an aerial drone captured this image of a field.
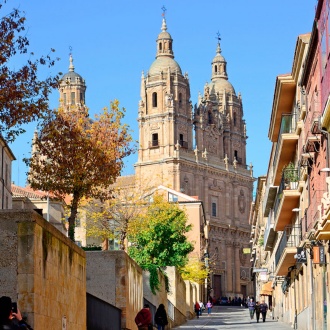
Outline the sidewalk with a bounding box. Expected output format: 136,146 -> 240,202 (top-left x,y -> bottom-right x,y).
172,305 -> 293,329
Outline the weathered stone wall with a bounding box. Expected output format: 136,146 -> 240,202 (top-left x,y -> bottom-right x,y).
166,266 -> 187,325
143,270 -> 167,309
86,251 -> 143,330
0,209 -> 86,330
185,280 -> 196,319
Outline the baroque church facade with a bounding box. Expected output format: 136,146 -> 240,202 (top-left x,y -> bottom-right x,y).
57,17 -> 254,299
135,17 -> 254,299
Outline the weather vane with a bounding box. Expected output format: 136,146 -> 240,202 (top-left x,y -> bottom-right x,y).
161,5 -> 167,18
216,31 -> 221,43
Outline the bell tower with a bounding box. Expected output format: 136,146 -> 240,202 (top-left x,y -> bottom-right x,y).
135,16 -> 192,187
59,54 -> 87,112
194,38 -> 247,168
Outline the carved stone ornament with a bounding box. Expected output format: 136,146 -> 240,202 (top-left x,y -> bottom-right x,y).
238,189 -> 246,213
150,123 -> 160,131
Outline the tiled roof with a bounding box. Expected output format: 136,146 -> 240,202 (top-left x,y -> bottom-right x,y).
12,184 -> 58,200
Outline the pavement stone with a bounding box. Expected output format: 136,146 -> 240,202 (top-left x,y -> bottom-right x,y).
172,305 -> 293,330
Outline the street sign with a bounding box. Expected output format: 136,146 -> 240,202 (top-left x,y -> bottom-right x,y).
243,248 -> 251,254
252,268 -> 268,273
295,247 -> 307,263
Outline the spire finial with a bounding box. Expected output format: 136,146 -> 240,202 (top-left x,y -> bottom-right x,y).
161,5 -> 167,18
216,31 -> 222,54
69,46 -> 74,72
161,6 -> 167,32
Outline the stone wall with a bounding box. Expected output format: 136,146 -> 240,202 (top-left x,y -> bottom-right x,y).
185,280 -> 196,319
143,270 -> 167,309
0,209 -> 86,330
166,266 -> 188,326
86,251 -> 143,330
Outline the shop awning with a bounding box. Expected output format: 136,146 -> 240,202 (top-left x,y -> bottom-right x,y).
260,281 -> 273,296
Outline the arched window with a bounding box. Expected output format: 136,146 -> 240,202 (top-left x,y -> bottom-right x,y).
159,43 -> 162,51
215,65 -> 218,73
169,41 -> 172,50
152,92 -> 157,107
179,93 -> 182,107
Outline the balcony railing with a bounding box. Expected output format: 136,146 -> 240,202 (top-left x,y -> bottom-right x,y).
272,113 -> 298,172
264,209 -> 275,250
274,168 -> 300,219
275,224 -> 301,268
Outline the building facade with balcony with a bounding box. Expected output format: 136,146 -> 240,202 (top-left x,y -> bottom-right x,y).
251,2 -> 330,329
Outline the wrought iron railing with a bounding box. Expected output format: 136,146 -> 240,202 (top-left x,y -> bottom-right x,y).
264,209 -> 275,249
272,113 -> 298,172
273,168 -> 300,219
275,224 -> 301,268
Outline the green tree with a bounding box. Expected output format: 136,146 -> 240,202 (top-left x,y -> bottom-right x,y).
25,101 -> 134,241
128,194 -> 194,294
0,2 -> 59,141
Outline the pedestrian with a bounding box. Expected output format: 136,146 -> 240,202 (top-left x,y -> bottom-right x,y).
247,298 -> 255,320
0,296 -> 33,329
255,301 -> 261,323
194,301 -> 200,318
135,304 -> 152,330
154,303 -> 168,330
199,301 -> 205,316
260,300 -> 268,322
206,300 -> 212,315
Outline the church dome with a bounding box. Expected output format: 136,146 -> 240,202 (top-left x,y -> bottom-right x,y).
149,17 -> 182,75
209,41 -> 235,95
149,57 -> 182,75
59,55 -> 85,86
208,79 -> 235,95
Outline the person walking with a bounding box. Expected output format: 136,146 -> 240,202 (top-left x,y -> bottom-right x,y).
260,300 -> 269,322
0,296 -> 33,329
194,301 -> 200,318
199,301 -> 205,316
154,304 -> 168,330
247,298 -> 255,320
206,300 -> 212,315
255,301 -> 261,323
135,304 -> 152,330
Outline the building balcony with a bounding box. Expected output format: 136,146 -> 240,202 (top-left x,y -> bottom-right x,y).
315,208 -> 330,240
274,224 -> 301,276
272,114 -> 299,186
264,209 -> 276,251
273,170 -> 301,231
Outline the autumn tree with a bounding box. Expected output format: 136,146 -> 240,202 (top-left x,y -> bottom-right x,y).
128,194 -> 194,294
25,100 -> 134,241
0,2 -> 59,141
179,258 -> 209,284
85,177 -> 155,250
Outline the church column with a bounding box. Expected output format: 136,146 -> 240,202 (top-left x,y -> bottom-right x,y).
226,241 -> 233,293
235,242 -> 241,294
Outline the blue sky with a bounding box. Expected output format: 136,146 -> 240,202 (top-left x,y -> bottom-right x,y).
7,0 -> 316,187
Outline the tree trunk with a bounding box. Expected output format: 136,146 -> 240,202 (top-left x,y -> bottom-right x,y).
68,193 -> 80,241
120,222 -> 128,250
